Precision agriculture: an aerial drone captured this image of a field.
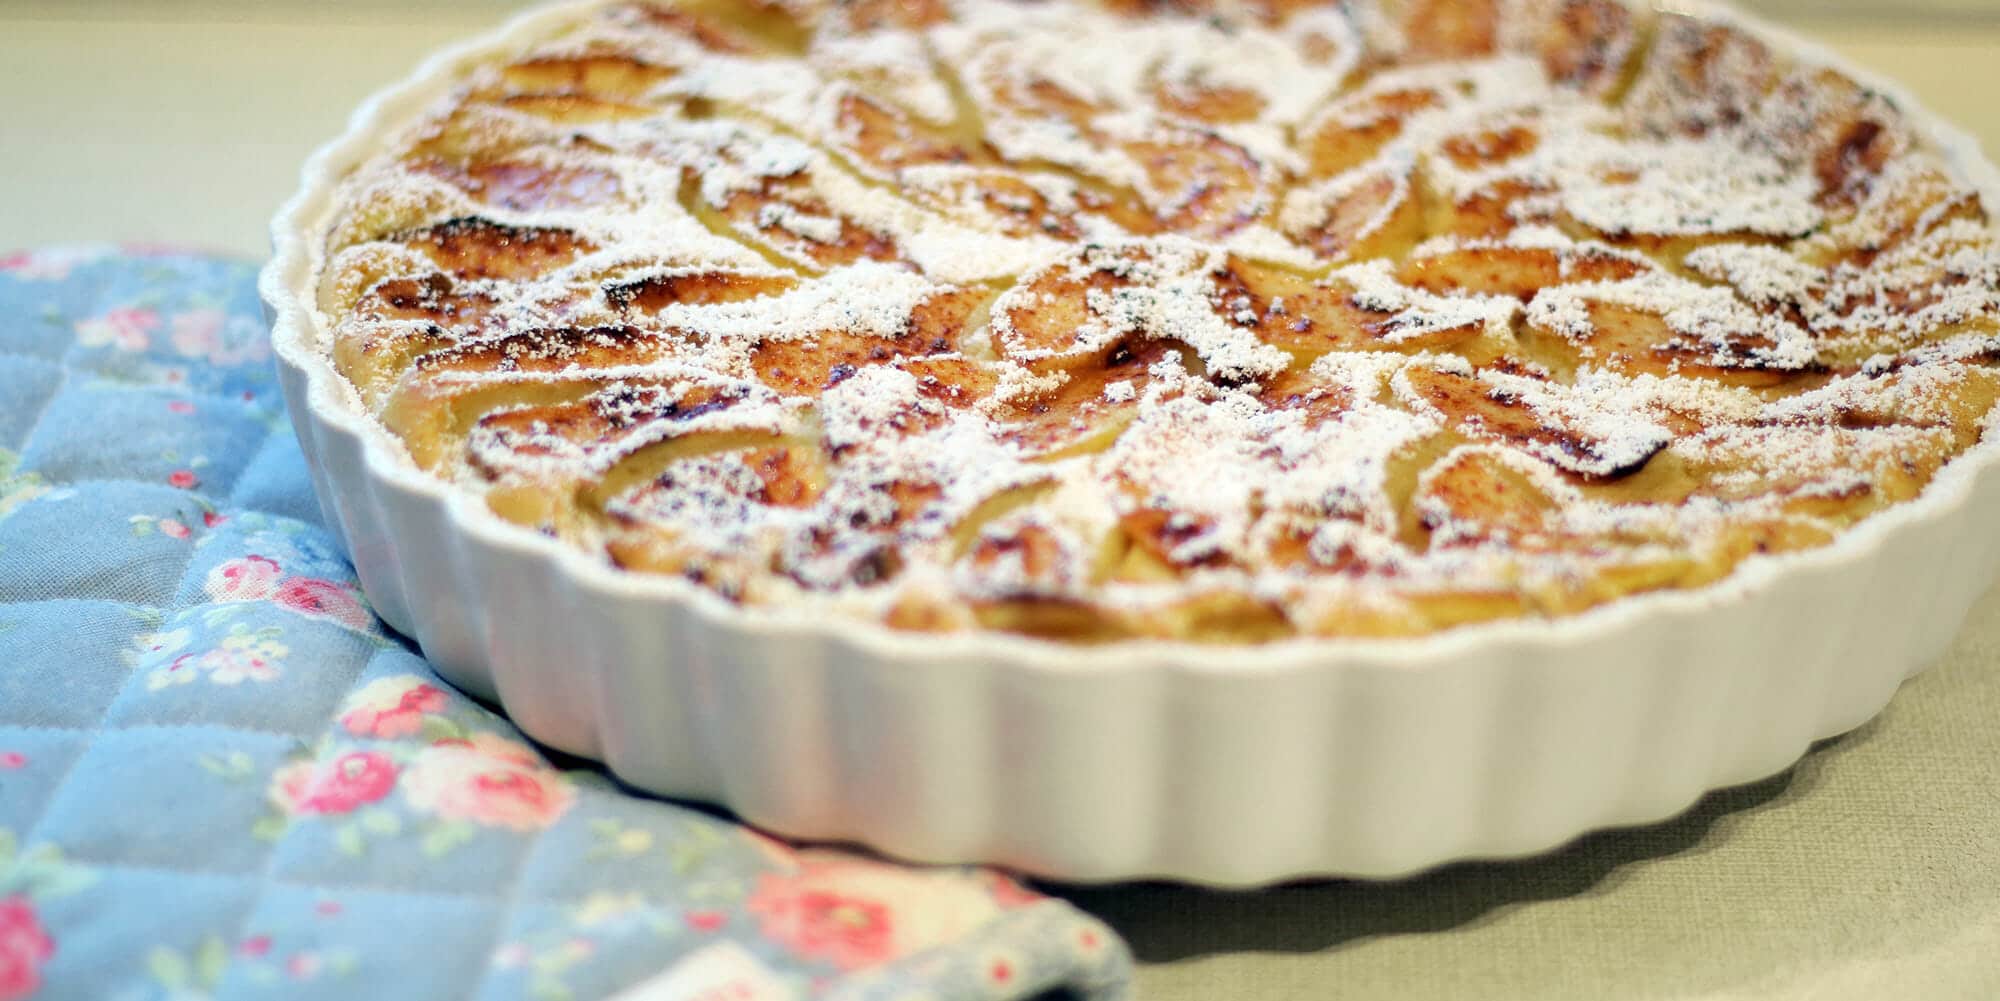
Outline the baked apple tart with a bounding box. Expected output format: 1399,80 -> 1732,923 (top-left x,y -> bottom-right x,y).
272,0 -> 2000,881
310,0 -> 2000,644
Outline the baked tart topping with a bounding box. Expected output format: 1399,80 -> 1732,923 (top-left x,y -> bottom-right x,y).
318,0 -> 2000,641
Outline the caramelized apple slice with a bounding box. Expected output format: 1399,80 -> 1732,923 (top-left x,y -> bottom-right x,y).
1280,154 -> 1426,263
1122,127 -> 1270,238
1437,121 -> 1542,171
1412,446 -> 1561,548
1674,424 -> 1955,523
901,168 -> 1091,240
818,0 -> 948,32
1299,85 -> 1446,178
499,50 -> 678,98
468,375 -> 778,484
749,286 -> 988,396
1256,365 -> 1356,429
1396,0 -> 1498,62
1622,15 -> 1779,138
1152,76 -> 1265,125
701,169 -> 902,270
1209,257 -> 1491,359
331,322 -> 458,410
1803,161 -> 1988,266
992,242 -> 1287,381
603,443 -> 825,596
1525,276 -> 1819,385
1761,68 -> 1911,210
413,157 -> 624,213
496,93 -> 658,123
832,90 -> 976,173
390,217 -> 596,281
1427,177 -> 1557,240
993,339 -> 1184,458
1397,241 -> 1650,299
353,272 -> 504,330
1519,0 -> 1644,96
377,326 -> 682,468
605,267 -> 798,312
1397,359 -> 1669,479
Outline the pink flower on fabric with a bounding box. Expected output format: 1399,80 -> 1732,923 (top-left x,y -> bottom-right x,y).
75,305 -> 158,352
206,555 -> 281,602
168,470 -> 199,490
274,578 -> 372,630
0,896 -> 54,1001
158,518 -> 192,540
340,677 -> 449,739
0,754 -> 23,770
2,247 -> 98,282
195,642 -> 280,685
746,857 -> 1001,971
268,751 -> 399,816
169,308 -> 226,359
401,733 -> 574,831
746,877 -> 895,971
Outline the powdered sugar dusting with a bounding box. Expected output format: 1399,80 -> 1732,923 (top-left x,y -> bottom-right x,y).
315,0 -> 2000,641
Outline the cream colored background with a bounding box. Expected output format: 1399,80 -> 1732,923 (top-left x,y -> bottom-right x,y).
5,6 -> 2000,1000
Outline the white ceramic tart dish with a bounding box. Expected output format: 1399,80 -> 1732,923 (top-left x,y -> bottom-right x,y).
265,0 -> 2000,884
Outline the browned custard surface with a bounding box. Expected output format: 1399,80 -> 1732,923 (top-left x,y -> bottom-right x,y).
317,0 -> 2000,642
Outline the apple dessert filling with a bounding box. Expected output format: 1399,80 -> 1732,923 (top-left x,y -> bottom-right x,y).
317,0 -> 2000,641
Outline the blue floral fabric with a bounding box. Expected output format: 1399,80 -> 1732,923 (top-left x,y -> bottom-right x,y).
0,247 -> 1131,1001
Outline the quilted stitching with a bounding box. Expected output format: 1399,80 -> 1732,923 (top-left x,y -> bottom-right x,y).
0,247 -> 1132,1001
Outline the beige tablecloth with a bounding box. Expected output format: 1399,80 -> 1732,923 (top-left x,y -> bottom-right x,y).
7,6 -> 1998,998
1059,580 -> 2000,999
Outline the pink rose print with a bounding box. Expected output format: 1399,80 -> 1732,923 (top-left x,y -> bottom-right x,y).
746,876 -> 895,971
0,896 -> 54,1001
169,308 -> 225,358
0,754 -> 24,770
158,518 -> 192,540
238,935 -> 272,958
1075,924 -> 1105,955
340,677 -> 449,739
1,247 -> 98,282
268,751 -> 399,816
167,400 -> 196,415
274,578 -> 372,631
988,955 -> 1017,988
400,733 -> 574,831
746,857 -> 1000,971
168,470 -> 199,490
75,305 -> 158,352
206,555 -> 281,602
